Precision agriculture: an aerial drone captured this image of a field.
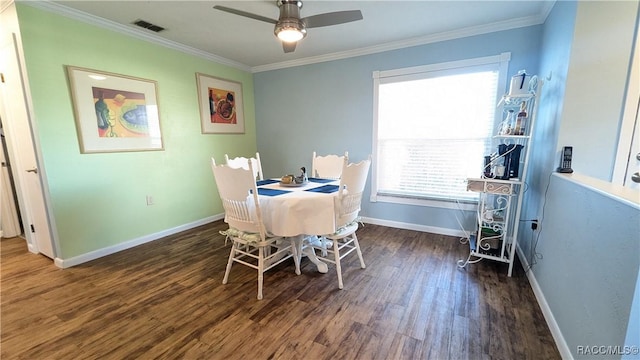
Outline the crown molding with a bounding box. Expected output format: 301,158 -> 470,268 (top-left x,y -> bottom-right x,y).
252,12 -> 550,73
539,0 -> 556,22
21,0 -> 251,72
21,0 -> 555,74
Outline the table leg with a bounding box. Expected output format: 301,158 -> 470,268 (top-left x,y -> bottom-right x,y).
293,236 -> 328,273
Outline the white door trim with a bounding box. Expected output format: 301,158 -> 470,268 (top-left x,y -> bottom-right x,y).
1,11 -> 60,262
613,18 -> 640,186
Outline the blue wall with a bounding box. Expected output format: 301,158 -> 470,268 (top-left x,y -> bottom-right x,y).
624,274 -> 640,360
538,175 -> 639,359
254,26 -> 542,234
254,2 -> 640,358
522,1 -> 640,359
520,0 -> 575,236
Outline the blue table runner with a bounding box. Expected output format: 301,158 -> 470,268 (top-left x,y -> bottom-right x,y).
257,188 -> 291,196
256,179 -> 280,186
305,184 -> 340,193
307,177 -> 335,184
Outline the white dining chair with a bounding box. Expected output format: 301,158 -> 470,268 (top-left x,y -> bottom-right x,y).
311,151 -> 348,179
224,152 -> 264,180
309,155 -> 371,289
211,158 -> 300,300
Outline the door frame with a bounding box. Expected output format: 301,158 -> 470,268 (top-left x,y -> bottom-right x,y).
613,17 -> 639,186
1,8 -> 60,264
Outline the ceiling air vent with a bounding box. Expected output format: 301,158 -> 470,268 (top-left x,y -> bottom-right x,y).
132,19 -> 165,33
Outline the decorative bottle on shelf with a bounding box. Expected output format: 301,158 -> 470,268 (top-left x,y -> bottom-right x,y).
500,110 -> 516,135
515,101 -> 528,135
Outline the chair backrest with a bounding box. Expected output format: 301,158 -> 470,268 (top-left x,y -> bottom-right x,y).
335,155 -> 371,229
312,151 -> 348,179
224,153 -> 264,180
211,158 -> 266,239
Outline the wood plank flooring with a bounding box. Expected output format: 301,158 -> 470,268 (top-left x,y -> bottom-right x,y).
1,221 -> 559,359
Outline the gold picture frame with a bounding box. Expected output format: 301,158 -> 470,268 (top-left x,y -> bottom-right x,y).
196,73 -> 245,134
66,66 -> 163,153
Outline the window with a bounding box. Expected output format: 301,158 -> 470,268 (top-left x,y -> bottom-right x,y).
372,53 -> 510,207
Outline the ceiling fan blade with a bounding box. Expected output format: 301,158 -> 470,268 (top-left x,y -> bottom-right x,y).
213,5 -> 278,25
303,10 -> 363,28
283,41 -> 297,53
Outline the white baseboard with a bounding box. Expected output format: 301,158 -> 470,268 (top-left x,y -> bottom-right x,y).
516,244 -> 573,360
359,216 -> 469,238
54,215 -> 465,269
55,214 -> 224,268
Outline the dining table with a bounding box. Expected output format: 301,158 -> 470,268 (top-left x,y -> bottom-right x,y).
255,177 -> 341,273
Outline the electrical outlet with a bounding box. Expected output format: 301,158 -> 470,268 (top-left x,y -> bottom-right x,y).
531,220 -> 538,230
146,195 -> 154,206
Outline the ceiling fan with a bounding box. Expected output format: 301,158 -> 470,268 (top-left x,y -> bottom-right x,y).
213,0 -> 363,53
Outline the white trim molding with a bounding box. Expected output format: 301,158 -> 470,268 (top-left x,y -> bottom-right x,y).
360,216 -> 469,238
252,14 -> 544,73
22,0 -> 552,74
1,0 -> 14,13
54,214 -> 224,268
516,244 -> 573,360
22,0 -> 251,72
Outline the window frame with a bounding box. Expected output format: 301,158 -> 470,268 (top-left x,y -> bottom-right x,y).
371,52 -> 511,210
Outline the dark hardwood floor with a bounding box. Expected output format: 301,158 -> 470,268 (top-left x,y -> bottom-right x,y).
1,221 -> 559,359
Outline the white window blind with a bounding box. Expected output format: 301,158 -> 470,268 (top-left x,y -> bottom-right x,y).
373,54 -> 509,204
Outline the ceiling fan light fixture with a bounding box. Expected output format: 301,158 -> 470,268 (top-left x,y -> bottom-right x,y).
276,28 -> 305,42
275,20 -> 306,42
214,0 -> 362,52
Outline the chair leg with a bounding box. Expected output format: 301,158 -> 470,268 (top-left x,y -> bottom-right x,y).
223,242 -> 236,284
353,233 -> 366,269
257,246 -> 264,300
333,238 -> 343,290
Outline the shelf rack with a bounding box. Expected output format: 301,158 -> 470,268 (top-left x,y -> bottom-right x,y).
458,80 -> 542,276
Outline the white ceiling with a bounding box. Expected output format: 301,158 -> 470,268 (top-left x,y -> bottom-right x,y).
41,0 -> 554,72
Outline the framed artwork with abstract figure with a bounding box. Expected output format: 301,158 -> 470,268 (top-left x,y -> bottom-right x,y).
196,73 -> 245,134
66,66 -> 163,153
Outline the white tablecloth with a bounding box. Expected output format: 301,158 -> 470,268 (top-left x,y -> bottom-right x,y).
258,180 -> 339,237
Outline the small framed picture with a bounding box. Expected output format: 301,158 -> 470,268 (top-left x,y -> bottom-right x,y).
66,66 -> 163,153
196,73 -> 245,134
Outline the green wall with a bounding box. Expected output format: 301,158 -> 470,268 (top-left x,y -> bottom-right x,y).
16,4 -> 254,259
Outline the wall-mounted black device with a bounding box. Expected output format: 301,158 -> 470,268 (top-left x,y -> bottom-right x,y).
557,146 -> 573,173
